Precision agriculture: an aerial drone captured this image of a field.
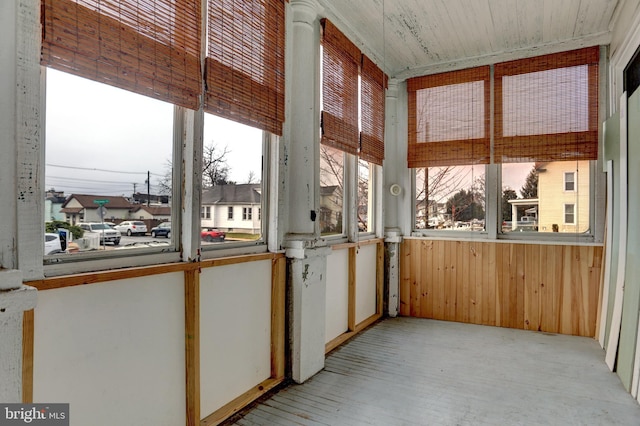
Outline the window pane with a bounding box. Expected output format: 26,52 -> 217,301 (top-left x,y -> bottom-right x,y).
320,145 -> 344,235
358,160 -> 374,233
45,69 -> 174,256
501,161 -> 590,233
201,114 -> 263,246
415,165 -> 485,231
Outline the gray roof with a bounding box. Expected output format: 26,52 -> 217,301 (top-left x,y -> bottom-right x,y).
201,184 -> 261,205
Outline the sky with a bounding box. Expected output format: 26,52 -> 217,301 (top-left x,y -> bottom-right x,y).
45,69 -> 263,197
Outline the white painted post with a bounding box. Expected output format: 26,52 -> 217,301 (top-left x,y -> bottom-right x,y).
0,0 -> 40,401
384,79 -> 402,317
283,0 -> 331,383
286,0 -> 321,237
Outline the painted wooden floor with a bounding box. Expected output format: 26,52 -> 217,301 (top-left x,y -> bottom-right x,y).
228,317 -> 640,425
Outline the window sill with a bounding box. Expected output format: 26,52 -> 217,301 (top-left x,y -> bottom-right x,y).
407,232 -> 600,246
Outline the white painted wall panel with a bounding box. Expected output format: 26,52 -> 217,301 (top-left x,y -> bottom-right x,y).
325,248 -> 349,343
200,260 -> 271,417
33,273 -> 186,426
356,244 -> 377,324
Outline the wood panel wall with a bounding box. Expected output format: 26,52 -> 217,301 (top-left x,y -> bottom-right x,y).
400,239 -> 603,337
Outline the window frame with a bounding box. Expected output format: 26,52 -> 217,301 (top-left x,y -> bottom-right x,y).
42,68 -> 184,273
564,203 -> 576,224
564,171 -> 576,192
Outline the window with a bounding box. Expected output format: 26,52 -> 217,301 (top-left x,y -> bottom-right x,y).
320,146 -> 345,235
412,47 -> 598,239
201,206 -> 211,220
415,165 -> 485,231
358,160 -> 374,233
45,69 -> 174,258
320,20 -> 386,239
201,114 -> 263,247
564,172 -> 575,191
565,204 -> 576,224
501,161 -> 590,233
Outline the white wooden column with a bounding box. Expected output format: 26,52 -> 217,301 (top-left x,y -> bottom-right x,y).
383,79 -> 402,317
283,0 -> 330,383
0,0 -> 39,402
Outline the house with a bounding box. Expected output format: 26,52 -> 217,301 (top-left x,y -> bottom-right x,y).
319,185 -> 342,233
537,160 -> 591,233
4,1 -> 640,425
59,194 -> 134,224
201,184 -> 261,234
129,205 -> 171,221
43,189 -> 66,222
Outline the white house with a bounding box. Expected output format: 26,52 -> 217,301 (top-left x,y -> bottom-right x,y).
201,184 -> 261,234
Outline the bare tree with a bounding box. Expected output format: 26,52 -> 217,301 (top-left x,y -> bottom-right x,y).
319,145 -> 344,234
246,170 -> 257,184
157,159 -> 173,195
157,141 -> 233,193
202,143 -> 232,187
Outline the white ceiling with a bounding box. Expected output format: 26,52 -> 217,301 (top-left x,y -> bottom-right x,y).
319,0 -> 623,80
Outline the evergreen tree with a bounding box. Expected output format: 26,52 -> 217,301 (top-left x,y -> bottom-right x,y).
446,189 -> 484,222
520,167 -> 538,199
502,188 -> 518,221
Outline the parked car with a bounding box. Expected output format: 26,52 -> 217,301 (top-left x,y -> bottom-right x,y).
78,222 -> 121,245
44,232 -> 62,255
115,221 -> 147,236
201,228 -> 226,242
150,222 -> 171,238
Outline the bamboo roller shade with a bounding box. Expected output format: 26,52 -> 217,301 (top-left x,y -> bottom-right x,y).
41,0 -> 202,110
360,55 -> 387,166
205,0 -> 286,136
321,19 -> 361,156
408,46 -> 599,167
495,46 -> 599,163
407,67 -> 491,168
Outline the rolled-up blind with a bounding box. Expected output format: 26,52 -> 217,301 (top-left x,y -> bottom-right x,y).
494,46 -> 599,163
42,0 -> 202,110
205,0 -> 286,135
321,19 -> 361,156
407,67 -> 490,168
360,55 -> 387,165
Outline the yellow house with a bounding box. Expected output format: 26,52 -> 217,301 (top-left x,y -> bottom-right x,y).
537,161 -> 590,233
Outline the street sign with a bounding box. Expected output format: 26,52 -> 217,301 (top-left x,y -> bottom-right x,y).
97,206 -> 108,219
93,199 -> 110,205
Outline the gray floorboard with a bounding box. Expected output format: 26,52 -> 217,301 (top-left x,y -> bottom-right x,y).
228,317 -> 640,425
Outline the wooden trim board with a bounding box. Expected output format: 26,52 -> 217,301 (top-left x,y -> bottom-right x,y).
185,269 -> 200,426
271,257 -> 286,380
22,309 -> 34,403
200,378 -> 283,426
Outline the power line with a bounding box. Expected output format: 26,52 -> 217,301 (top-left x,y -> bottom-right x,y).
46,163 -> 164,176
47,175 -> 145,185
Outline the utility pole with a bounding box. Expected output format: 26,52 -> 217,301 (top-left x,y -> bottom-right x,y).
147,170 -> 151,207
133,182 -> 137,195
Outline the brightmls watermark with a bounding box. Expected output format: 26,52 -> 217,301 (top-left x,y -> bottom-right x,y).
0,404 -> 68,425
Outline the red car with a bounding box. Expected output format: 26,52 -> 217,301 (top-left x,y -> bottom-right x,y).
201,228 -> 226,242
